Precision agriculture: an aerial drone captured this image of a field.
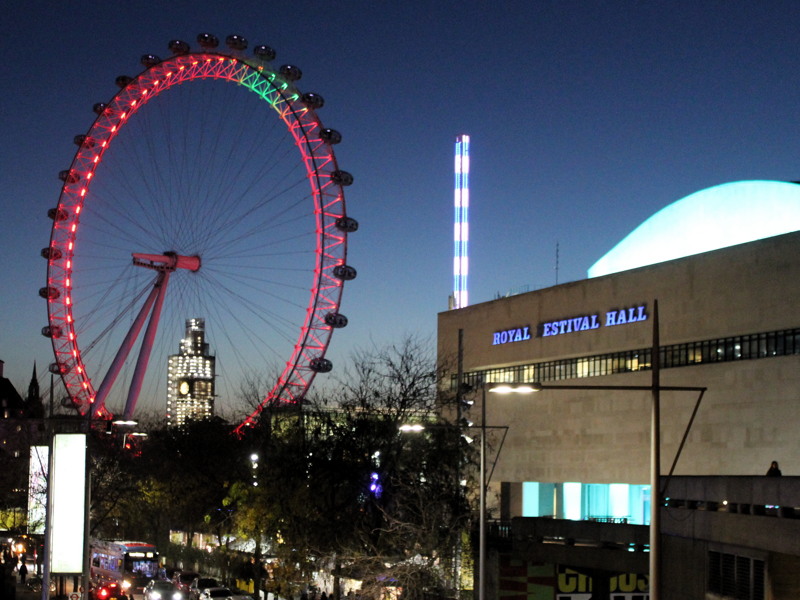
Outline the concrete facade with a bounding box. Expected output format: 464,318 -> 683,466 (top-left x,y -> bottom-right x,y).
438,231 -> 800,486
437,231 -> 800,599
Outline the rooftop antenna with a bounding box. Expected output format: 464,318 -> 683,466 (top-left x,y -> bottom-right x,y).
555,241 -> 560,285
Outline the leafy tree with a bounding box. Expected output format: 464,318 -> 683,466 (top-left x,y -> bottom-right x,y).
134,417 -> 250,543
87,424 -> 144,538
92,415 -> 251,549
244,336 -> 475,600
0,422 -> 41,532
84,336 -> 475,600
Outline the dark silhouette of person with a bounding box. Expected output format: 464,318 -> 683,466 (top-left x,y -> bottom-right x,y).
18,561 -> 28,584
767,461 -> 782,476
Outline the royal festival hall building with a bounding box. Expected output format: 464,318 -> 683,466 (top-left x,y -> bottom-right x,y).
437,181 -> 800,600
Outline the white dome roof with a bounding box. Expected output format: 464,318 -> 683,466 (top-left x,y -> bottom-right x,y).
588,180 -> 800,278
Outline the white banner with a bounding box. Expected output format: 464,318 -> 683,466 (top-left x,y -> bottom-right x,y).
50,433 -> 87,573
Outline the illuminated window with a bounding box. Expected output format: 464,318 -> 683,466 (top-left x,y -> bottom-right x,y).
522,481 -> 650,525
458,327 -> 800,390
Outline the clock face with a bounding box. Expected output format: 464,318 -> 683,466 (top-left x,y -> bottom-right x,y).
179,381 -> 190,395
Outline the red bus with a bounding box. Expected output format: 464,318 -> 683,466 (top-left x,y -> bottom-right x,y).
90,540 -> 160,598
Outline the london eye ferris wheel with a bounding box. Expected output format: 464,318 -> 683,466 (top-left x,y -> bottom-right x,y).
40,33 -> 358,431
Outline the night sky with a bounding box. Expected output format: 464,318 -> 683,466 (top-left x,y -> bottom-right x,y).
3,1 -> 800,414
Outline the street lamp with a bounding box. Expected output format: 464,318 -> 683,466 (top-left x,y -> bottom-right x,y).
456,384 -> 512,600
476,383 -> 511,600
250,453 -> 259,487
122,431 -> 148,449
479,385 -> 487,600
399,414 -> 507,600
487,384 -> 541,394
398,424 -> 425,433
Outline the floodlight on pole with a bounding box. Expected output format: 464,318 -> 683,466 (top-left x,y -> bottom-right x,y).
488,383 -> 541,394
399,407 -> 508,600
398,424 -> 426,432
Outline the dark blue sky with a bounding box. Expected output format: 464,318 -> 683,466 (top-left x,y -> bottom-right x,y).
3,1 -> 800,410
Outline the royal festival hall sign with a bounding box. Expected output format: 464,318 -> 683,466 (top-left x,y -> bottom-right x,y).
492,304 -> 648,345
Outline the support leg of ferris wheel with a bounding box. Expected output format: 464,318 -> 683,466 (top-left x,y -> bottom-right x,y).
91,252 -> 200,419
92,275 -> 165,416
122,268 -> 171,420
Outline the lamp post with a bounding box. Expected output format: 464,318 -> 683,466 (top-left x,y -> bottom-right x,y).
479,385 -> 485,600
399,422 -> 495,600
399,421 -> 465,598
250,453 -> 259,487
122,431 -> 148,450
399,410 -> 508,600
478,385 -> 520,600
477,383 -> 516,600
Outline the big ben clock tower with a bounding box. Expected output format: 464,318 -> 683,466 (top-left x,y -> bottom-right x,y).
166,318 -> 215,427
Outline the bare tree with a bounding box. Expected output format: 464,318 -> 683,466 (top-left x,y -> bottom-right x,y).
283,336 -> 476,600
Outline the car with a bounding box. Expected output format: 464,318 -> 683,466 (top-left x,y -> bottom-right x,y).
229,589 -> 254,600
198,587 -> 233,600
188,578 -> 220,600
145,580 -> 183,600
173,572 -> 200,593
129,573 -> 156,599
92,582 -> 126,600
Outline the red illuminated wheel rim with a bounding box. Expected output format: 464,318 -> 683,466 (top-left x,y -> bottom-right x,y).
42,34 -> 356,428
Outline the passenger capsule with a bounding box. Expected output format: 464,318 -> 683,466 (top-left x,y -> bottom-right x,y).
49,362 -> 67,375
140,54 -> 162,68
253,45 -> 276,60
197,33 -> 219,49
48,207 -> 68,221
279,64 -> 302,81
41,247 -> 63,260
330,170 -> 354,186
39,287 -> 60,300
302,93 -> 324,109
226,35 -> 248,51
169,39 -> 191,55
335,216 -> 359,233
93,102 -> 108,115
41,325 -> 62,339
309,357 -> 333,373
320,128 -> 342,144
58,170 -> 80,183
73,134 -> 95,148
333,264 -> 357,281
324,313 -> 349,328
115,75 -> 133,88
